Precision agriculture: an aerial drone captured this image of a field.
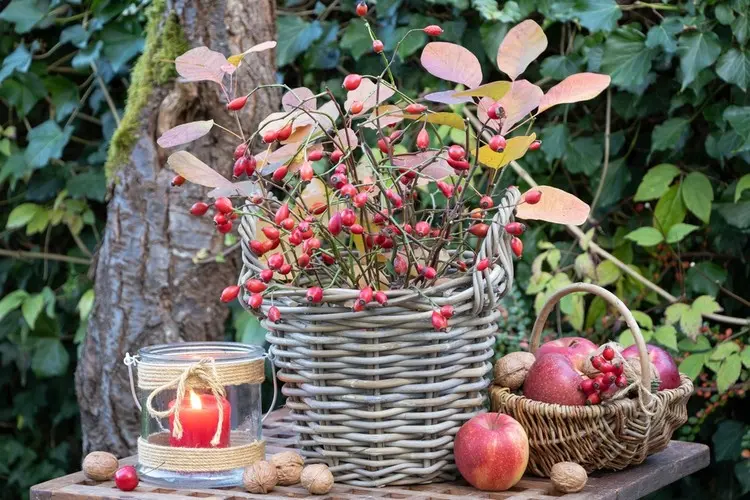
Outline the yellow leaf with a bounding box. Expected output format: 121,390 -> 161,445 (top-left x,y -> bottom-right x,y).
477,133 -> 536,169
453,81 -> 512,100
402,112 -> 465,130
227,41 -> 277,67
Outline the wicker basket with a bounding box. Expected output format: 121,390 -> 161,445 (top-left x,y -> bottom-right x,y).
491,283 -> 693,476
236,187 -> 520,486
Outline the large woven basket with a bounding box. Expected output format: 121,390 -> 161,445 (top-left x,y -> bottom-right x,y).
491,283 -> 693,476
237,187 -> 520,486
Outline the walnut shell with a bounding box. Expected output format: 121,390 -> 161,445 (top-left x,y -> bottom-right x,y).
82,451 -> 119,481
243,460 -> 278,494
550,462 -> 588,493
270,451 -> 304,485
493,352 -> 536,390
300,464 -> 334,495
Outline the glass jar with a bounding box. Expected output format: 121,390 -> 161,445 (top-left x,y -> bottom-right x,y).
135,342 -> 265,488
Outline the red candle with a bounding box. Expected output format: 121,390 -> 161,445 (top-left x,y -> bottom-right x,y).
169,390 -> 231,448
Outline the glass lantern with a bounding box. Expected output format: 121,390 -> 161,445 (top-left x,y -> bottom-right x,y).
134,342 -> 265,488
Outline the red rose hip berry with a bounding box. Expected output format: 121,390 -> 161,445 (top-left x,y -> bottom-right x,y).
227,95 -> 248,111
356,2 -> 367,16
343,74 -> 363,91
372,40 -> 384,53
220,285 -> 241,303
423,25 -> 443,36
524,189 -> 542,204
190,202 -> 209,216
114,466 -> 139,492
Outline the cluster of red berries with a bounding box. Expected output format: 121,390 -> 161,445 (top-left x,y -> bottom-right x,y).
578,346 -> 628,405
190,196 -> 237,234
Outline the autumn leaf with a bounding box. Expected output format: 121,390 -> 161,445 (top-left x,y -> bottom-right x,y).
453,81 -> 512,100
167,151 -> 233,189
537,73 -> 611,113
402,112 -> 465,130
420,42 -> 483,89
515,186 -> 591,225
496,80 -> 543,133
496,20 -> 548,81
157,120 -> 214,148
478,134 -> 536,169
227,40 -> 277,67
344,78 -> 396,114
281,87 -> 317,112
175,47 -> 231,84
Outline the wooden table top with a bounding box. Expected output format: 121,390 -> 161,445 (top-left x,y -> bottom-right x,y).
31,409 -> 710,500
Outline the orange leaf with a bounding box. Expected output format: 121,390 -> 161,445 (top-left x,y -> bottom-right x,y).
477,134 -> 536,170
496,20 -> 548,81
537,73 -> 611,113
361,105 -> 404,130
420,42 -> 483,89
344,78 -> 395,114
496,80 -> 543,134
167,151 -> 233,189
515,186 -> 590,225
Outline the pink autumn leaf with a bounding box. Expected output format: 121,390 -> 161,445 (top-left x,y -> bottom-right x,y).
361,105 -> 404,130
515,186 -> 591,225
157,120 -> 214,148
227,41 -> 277,67
497,79 -> 543,134
258,143 -> 300,175
282,87 -> 317,112
423,90 -> 473,105
175,47 -> 231,84
167,151 -> 234,189
207,181 -> 259,198
392,152 -> 453,185
496,20 -> 548,81
333,128 -> 359,152
420,42 -> 483,89
537,73 -> 611,114
344,78 -> 396,114
295,100 -> 340,132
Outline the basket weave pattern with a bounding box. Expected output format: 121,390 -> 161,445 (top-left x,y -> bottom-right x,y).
490,283 -> 693,476
238,188 -> 520,486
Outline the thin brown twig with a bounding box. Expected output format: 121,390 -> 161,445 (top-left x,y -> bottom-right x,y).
0,248 -> 91,265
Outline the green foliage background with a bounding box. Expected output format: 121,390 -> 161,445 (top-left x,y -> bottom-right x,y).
1,0 -> 748,498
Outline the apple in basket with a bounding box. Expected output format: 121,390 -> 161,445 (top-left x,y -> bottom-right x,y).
622,344 -> 681,390
534,337 -> 598,370
522,353 -> 588,406
454,412 -> 529,491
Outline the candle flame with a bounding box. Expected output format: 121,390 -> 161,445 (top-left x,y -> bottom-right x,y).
189,390 -> 202,410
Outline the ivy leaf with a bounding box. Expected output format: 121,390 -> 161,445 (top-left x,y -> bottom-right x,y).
716,202 -> 750,229
678,353 -> 704,380
653,184 -> 686,234
601,26 -> 656,93
0,73 -> 46,116
679,308 -> 702,340
565,136 -> 602,175
625,227 -> 664,246
687,262 -> 727,297
723,106 -> 750,147
715,4 -> 735,25
541,123 -> 569,162
0,43 -> 32,85
0,290 -> 29,321
540,55 -> 580,80
634,163 -> 680,201
576,0 -> 622,33
716,48 -> 750,92
665,223 -> 698,243
651,118 -> 691,153
717,354 -> 741,393
682,172 -> 713,223
645,18 -> 681,54
692,295 -> 722,316
0,0 -> 48,34
713,420 -> 744,461
676,31 -> 722,90
24,120 -> 73,168
31,338 -> 70,378
340,22 -> 372,60
100,22 -> 145,73
731,12 -> 749,45
21,294 -> 45,329
595,260 -> 621,286
736,174 -> 750,202
653,325 -> 678,351
664,302 -> 689,324
45,76 -> 80,121
277,17 -> 324,67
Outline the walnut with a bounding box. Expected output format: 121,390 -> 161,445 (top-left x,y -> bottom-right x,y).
269,451 -> 304,485
493,352 -> 536,390
550,462 -> 588,493
242,461 -> 278,494
300,464 -> 334,495
82,451 -> 119,481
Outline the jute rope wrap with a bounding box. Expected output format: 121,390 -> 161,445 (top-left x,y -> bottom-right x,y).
237,188 -> 520,487
137,357 -> 266,472
490,283 -> 693,476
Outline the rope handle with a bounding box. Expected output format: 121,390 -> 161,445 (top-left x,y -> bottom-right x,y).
124,350 -> 279,423
529,283 -> 651,392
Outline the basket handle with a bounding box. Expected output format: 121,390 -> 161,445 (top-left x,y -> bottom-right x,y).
529,283 -> 651,391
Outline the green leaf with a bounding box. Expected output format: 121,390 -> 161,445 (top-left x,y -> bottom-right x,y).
595,260 -> 621,286
31,338 -> 70,378
666,223 -> 699,243
6,203 -> 41,229
561,293 -> 584,330
71,40 -> 102,69
681,172 -> 713,223
713,420 -> 745,461
653,184 -> 686,234
731,12 -> 749,45
736,461 -> 750,496
100,22 -> 145,72
0,43 -> 32,85
715,4 -> 736,25
21,294 -> 44,329
710,342 -> 740,361
23,120 -> 73,168
692,295 -> 722,316
687,262 -> 727,297
0,73 -> 46,116
45,76 -> 80,121
25,207 -> 49,235
540,56 -> 579,81
665,303 -> 689,324
716,202 -> 750,229
651,118 -> 691,153
735,174 -> 750,202
576,0 -> 622,33
717,354 -> 742,393
653,325 -> 678,350
541,123 -> 569,162
634,163 -> 680,201
678,353 -> 705,380
601,26 -> 656,93
276,16 -> 323,67
676,31 -> 722,89
741,346 -> 750,369
625,227 -> 664,246
724,106 -> 750,148
0,290 -> 29,321
645,18 -> 681,53
565,137 -> 603,175
678,335 -> 711,352
716,48 -> 750,92
340,22 -> 373,61
679,308 -> 702,340
0,0 -> 48,34
77,289 -> 95,322
631,310 -> 654,329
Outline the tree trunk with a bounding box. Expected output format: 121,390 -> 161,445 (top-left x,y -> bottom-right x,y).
75,0 -> 278,456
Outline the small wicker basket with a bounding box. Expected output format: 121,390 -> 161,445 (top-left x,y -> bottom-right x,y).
237,188 -> 520,487
491,283 -> 693,476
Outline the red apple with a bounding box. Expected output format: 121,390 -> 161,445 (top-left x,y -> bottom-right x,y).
454,413 -> 529,491
535,337 -> 598,370
622,344 -> 681,390
523,353 -> 588,405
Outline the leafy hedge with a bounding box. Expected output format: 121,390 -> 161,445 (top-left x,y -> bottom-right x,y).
1,0 -> 748,498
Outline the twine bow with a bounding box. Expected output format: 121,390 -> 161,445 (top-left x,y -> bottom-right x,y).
145,358 -> 227,447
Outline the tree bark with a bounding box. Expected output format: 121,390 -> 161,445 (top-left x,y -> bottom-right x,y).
75,0 -> 278,456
